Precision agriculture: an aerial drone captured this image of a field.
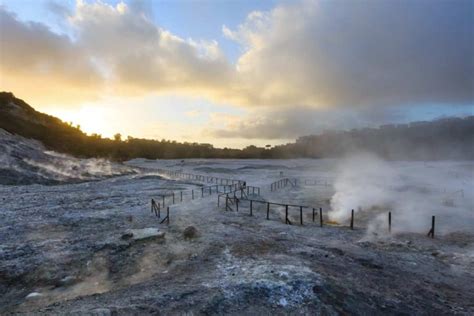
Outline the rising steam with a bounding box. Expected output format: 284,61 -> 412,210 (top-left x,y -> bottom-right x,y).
0,128 -> 136,184
329,153 -> 474,235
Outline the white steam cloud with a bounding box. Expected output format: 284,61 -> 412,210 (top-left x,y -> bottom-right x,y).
329,153 -> 474,236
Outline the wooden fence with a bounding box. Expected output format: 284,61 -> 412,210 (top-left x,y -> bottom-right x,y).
222,195 -> 323,226
148,172 -> 438,238
218,196 -> 438,238
155,168 -> 245,186
270,178 -> 297,191
154,183 -> 242,208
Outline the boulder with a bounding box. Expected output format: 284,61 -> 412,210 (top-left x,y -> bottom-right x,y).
121,228 -> 165,242
25,292 -> 43,300
183,226 -> 198,240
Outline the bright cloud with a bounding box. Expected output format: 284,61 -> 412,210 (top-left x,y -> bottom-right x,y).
70,0 -> 234,98
2,0 -> 472,109
0,0 -> 472,144
0,6 -> 103,104
231,0 -> 474,108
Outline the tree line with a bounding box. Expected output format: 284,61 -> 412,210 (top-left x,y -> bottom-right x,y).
1,92 -> 472,161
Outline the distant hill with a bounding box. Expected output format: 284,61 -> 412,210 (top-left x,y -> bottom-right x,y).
0,92 -> 114,158
0,92 -> 232,160
1,92 -> 473,160
287,117 -> 474,160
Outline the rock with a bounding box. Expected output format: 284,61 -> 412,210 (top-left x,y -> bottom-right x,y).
58,275 -> 77,287
121,228 -> 165,242
183,226 -> 198,240
121,232 -> 133,240
90,308 -> 112,316
25,292 -> 43,300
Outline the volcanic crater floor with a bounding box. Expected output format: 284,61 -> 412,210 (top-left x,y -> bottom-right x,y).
1,159 -> 473,315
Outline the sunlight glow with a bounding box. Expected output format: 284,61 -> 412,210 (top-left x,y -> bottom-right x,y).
48,106 -> 114,138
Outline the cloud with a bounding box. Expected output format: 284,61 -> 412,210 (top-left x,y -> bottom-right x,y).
206,105 -> 431,140
45,1 -> 72,18
0,6 -> 104,104
69,0 -> 234,98
185,109 -> 202,118
0,1 -> 234,105
206,107 -> 342,139
1,0 -> 472,110
229,0 -> 474,108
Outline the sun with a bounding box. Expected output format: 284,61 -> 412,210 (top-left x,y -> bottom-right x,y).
46,106 -> 114,138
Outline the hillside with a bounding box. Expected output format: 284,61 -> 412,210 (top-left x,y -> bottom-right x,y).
0,92 -> 131,160
0,92 -> 229,160
0,128 -> 135,185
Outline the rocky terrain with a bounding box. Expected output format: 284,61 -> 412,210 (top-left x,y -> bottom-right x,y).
0,129 -> 136,185
0,137 -> 473,314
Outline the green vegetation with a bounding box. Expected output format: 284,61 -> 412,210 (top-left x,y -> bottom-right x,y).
1,92 -> 473,161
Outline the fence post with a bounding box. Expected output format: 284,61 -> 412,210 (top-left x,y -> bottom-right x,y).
209,186 -> 212,195
300,206 -> 303,225
162,196 -> 165,208
267,203 -> 270,220
431,216 -> 435,238
201,187 -> 204,197
236,199 -> 239,212
427,216 -> 435,238
151,199 -> 154,214
250,200 -> 253,216
320,207 -> 323,227
180,191 -> 183,202
388,212 -> 391,233
172,192 -> 175,204
350,209 -> 354,230
192,190 -> 194,200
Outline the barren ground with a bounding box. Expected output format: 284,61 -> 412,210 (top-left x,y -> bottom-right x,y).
1,159 -> 473,315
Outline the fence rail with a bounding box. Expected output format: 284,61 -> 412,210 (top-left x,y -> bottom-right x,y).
301,179 -> 331,187
155,183 -> 243,207
270,178 -> 297,191
222,195 -> 323,226
217,196 -> 438,238
217,185 -> 261,207
155,168 -> 245,186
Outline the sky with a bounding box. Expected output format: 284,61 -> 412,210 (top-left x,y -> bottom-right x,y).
0,0 -> 472,148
